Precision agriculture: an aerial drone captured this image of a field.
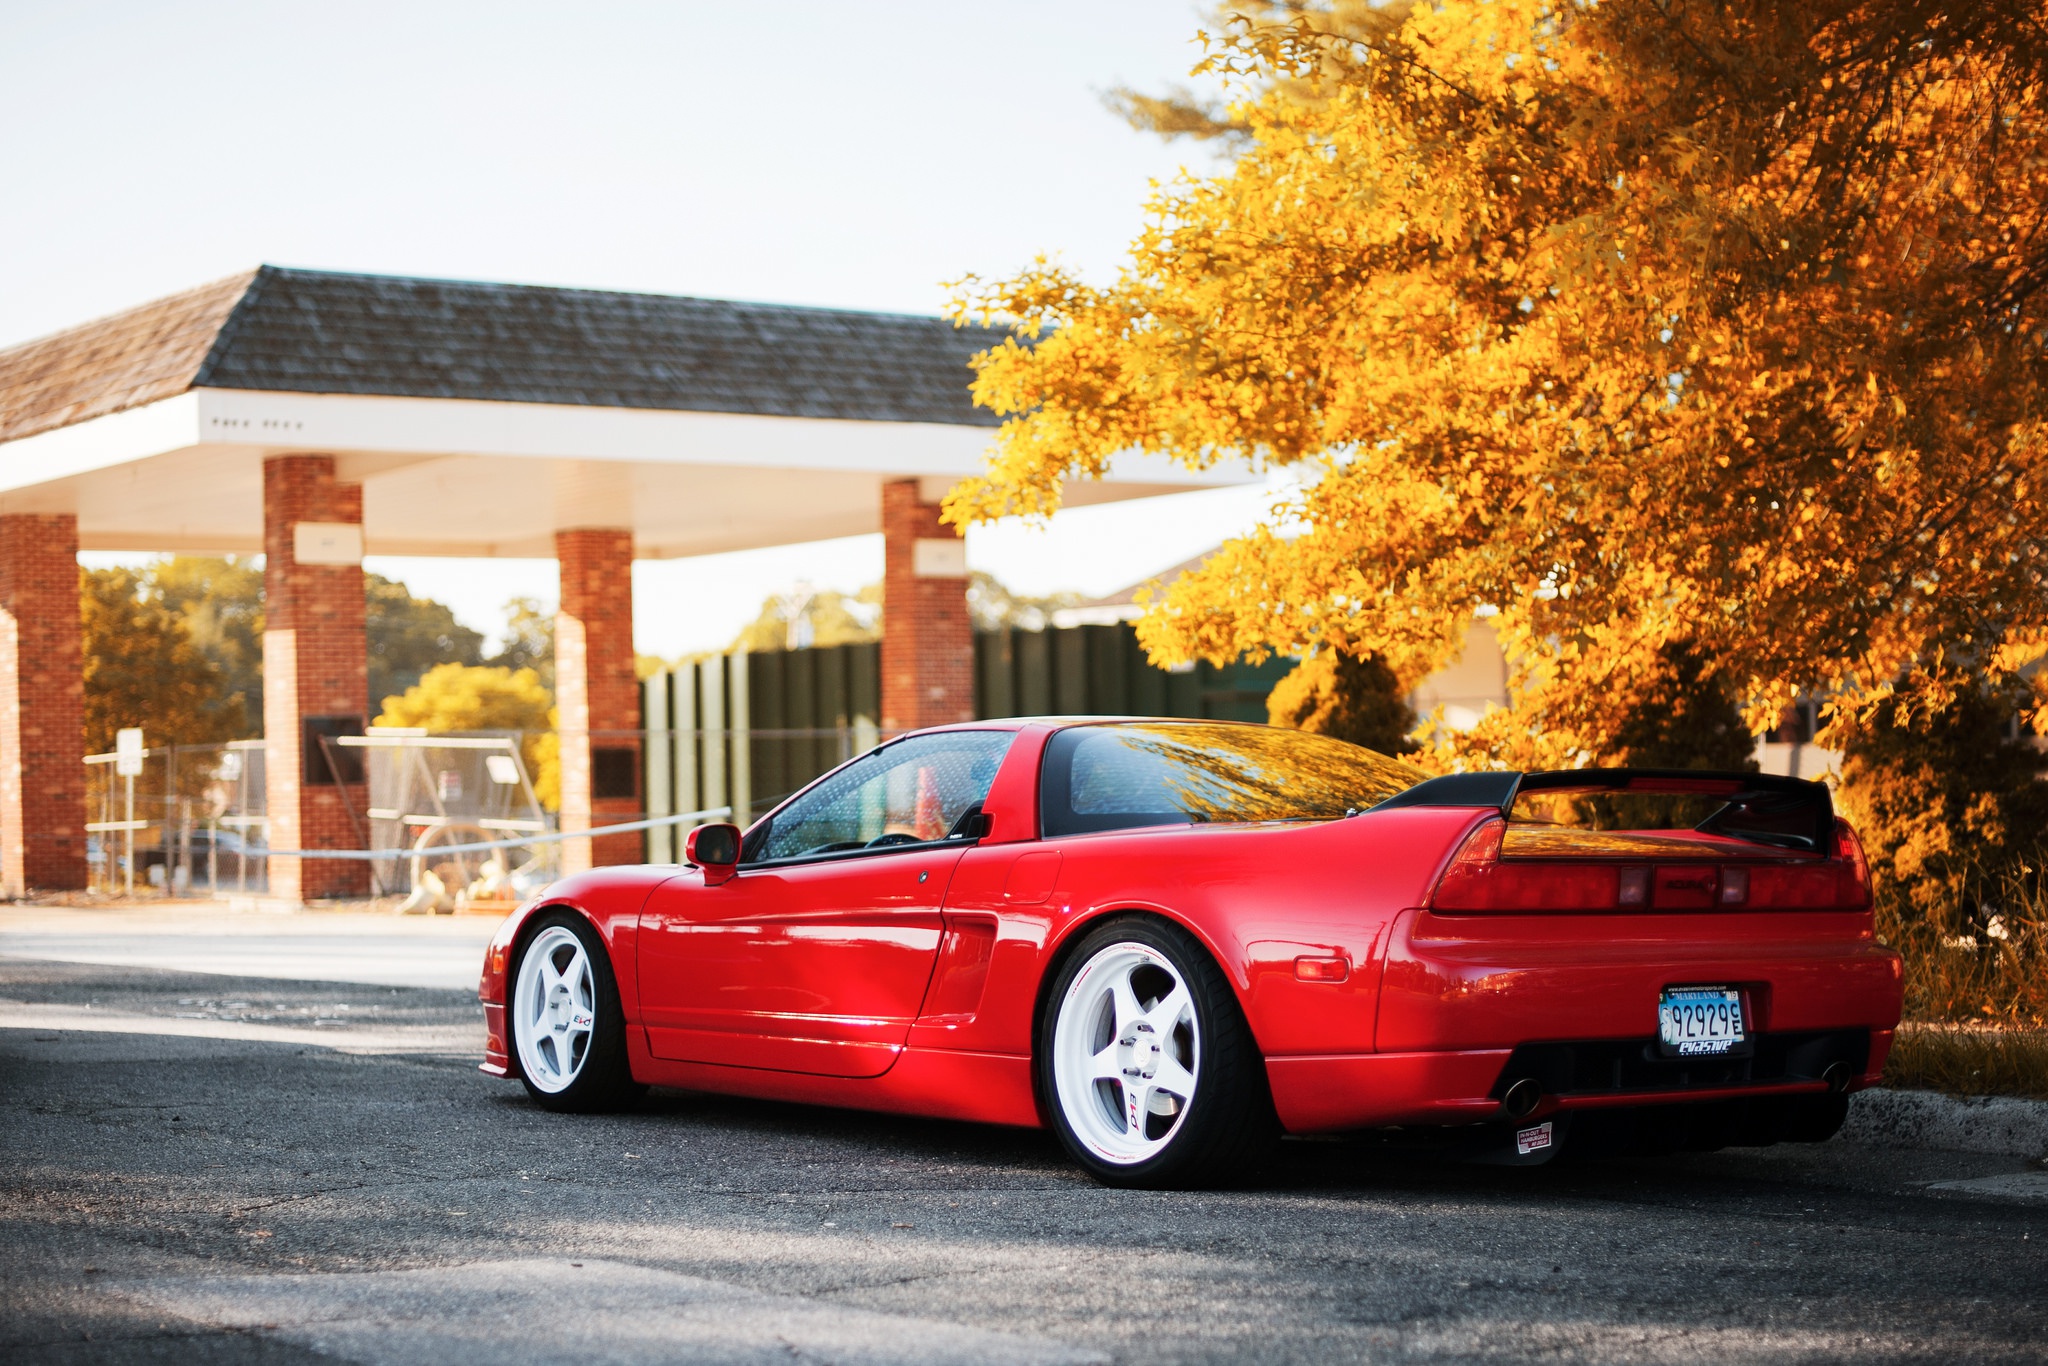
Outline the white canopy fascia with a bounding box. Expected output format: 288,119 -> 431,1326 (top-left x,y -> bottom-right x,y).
0,389 -> 1252,558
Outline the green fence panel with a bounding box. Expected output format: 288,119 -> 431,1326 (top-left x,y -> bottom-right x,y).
662,626 -> 1290,825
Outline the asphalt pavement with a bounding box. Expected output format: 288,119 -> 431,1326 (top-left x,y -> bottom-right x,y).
4,909 -> 2046,1364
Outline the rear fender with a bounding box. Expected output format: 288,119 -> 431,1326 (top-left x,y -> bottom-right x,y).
1023,807 -> 1484,1061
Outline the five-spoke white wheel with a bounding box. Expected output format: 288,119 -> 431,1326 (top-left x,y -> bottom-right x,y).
1052,941 -> 1200,1164
1040,916 -> 1275,1188
514,925 -> 596,1092
510,913 -> 644,1112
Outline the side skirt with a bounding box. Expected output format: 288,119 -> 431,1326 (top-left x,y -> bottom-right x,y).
625,1032 -> 1043,1129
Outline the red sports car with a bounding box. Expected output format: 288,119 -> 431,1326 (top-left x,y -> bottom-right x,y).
478,719 -> 1902,1187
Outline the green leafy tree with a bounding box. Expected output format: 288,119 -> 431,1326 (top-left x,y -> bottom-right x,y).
966,571 -> 1083,632
733,584 -> 883,652
732,572 -> 1084,653
367,572 -> 485,708
150,556 -> 264,736
485,595 -> 555,689
81,567 -> 239,752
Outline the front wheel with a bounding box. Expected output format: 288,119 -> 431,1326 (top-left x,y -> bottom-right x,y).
1039,916 -> 1275,1188
510,912 -> 645,1112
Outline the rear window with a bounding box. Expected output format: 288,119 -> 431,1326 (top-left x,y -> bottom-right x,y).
1039,723 -> 1426,838
1509,774 -> 1834,853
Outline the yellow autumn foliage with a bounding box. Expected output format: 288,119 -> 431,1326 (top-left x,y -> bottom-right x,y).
374,663 -> 561,811
947,0 -> 2048,768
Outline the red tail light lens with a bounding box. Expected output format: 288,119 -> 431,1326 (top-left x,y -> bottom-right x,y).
1833,817 -> 1872,909
1433,819 -> 1624,911
1429,817 -> 1875,913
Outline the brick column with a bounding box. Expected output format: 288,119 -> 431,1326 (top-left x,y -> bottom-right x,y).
880,480 -> 974,733
556,529 -> 640,871
263,455 -> 369,902
0,515 -> 87,895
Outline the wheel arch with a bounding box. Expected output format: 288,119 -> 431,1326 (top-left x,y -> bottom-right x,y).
498,902 -> 600,1079
507,899 -> 597,968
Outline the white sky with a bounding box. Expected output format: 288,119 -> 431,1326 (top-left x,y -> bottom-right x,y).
9,1 -> 1275,656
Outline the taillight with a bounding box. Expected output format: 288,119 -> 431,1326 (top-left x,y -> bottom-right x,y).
1433,819 -> 1628,912
1430,816 -> 1875,913
1833,817 -> 1872,908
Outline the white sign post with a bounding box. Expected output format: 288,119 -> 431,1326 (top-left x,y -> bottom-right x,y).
115,729 -> 143,896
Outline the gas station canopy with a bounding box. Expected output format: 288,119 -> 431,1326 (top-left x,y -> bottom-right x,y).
0,266 -> 1247,558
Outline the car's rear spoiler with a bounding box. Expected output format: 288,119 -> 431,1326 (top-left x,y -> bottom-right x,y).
1369,768 -> 1837,854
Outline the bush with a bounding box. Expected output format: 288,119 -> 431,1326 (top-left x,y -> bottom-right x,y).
1836,677 -> 2048,1025
1596,642 -> 1758,772
1267,650 -> 1418,756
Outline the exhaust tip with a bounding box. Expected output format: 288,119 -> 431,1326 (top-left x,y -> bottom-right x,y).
1821,1062 -> 1853,1094
1502,1077 -> 1543,1121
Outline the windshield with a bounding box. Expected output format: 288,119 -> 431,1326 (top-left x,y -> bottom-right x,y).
1039,722 -> 1427,838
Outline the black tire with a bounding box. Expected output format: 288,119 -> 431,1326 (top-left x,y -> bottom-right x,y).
510,911 -> 646,1113
1037,914 -> 1277,1189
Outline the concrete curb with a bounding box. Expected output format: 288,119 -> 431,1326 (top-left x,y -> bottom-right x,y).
1844,1088 -> 2048,1158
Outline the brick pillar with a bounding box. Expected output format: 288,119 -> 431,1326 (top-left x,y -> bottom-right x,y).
0,515 -> 87,895
880,480 -> 974,733
556,529 -> 640,871
263,455 -> 369,902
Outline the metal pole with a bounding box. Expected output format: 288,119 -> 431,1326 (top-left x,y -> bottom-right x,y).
123,773 -> 134,898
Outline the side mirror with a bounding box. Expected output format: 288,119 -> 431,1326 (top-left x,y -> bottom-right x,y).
685,823 -> 742,885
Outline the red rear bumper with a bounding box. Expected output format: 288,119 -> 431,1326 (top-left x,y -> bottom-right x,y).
1266,908 -> 1902,1134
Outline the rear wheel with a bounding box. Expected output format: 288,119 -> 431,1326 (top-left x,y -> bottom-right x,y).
1040,916 -> 1275,1188
511,912 -> 644,1112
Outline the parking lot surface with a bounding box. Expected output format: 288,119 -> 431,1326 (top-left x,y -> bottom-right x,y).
4,928 -> 2045,1364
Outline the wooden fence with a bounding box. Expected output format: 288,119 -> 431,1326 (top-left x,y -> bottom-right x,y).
639,623 -> 1293,857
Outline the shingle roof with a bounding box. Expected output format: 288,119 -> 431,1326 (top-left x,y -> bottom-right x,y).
0,271 -> 257,444
0,266 -> 1008,444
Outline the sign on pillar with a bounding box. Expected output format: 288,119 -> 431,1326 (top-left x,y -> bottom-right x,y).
115,729 -> 143,896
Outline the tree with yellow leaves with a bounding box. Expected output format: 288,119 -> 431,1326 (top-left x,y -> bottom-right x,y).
81,566 -> 240,753
375,663 -> 560,810
949,0 -> 2048,775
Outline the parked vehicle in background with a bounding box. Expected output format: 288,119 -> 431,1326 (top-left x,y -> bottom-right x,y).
477,719 -> 1902,1188
89,826 -> 269,895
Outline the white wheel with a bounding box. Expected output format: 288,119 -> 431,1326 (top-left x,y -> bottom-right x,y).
1051,940 -> 1201,1165
513,924 -> 596,1094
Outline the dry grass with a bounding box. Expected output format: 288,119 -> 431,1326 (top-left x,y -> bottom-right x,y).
1881,1022 -> 2048,1101
1880,867 -> 2048,1027
1872,871 -> 2048,1098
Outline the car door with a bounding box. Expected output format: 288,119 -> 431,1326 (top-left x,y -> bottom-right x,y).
637,729 -> 1016,1078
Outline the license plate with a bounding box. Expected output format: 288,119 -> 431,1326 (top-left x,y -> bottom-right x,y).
1658,985 -> 1749,1057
